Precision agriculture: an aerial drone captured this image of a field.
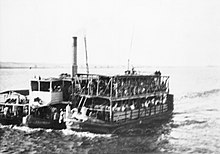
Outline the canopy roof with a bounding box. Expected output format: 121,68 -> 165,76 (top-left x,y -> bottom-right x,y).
76,73 -> 169,79
0,89 -> 29,96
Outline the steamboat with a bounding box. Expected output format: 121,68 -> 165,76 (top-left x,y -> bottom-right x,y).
65,73 -> 173,133
64,37 -> 174,133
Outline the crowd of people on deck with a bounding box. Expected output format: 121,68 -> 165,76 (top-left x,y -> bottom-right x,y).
0,105 -> 28,118
112,76 -> 167,98
4,96 -> 28,104
61,95 -> 167,123
111,97 -> 165,112
0,94 -> 29,118
30,106 -> 65,123
75,71 -> 168,98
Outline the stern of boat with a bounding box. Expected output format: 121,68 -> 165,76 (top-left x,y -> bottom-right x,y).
167,94 -> 174,110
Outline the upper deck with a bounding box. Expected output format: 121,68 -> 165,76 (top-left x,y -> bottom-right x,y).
73,71 -> 170,100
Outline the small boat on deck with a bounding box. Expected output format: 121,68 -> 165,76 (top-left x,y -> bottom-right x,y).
0,90 -> 29,125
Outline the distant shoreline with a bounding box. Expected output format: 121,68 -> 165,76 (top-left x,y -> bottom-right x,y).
0,65 -> 126,69
0,62 -> 219,69
0,67 -> 59,69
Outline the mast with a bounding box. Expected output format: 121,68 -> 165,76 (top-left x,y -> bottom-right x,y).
72,37 -> 78,77
84,35 -> 90,95
84,35 -> 89,75
127,59 -> 130,71
128,25 -> 135,71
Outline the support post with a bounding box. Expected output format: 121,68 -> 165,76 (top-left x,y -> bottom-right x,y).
72,37 -> 78,77
109,77 -> 113,122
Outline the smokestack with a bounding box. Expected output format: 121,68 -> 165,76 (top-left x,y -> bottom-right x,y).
72,37 -> 77,77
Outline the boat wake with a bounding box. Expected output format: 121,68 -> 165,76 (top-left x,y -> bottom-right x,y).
61,129 -> 112,138
0,113 -> 173,154
176,88 -> 220,102
12,125 -> 43,133
170,120 -> 207,128
0,123 -> 112,139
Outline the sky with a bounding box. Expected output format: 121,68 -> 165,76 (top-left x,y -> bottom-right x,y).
0,0 -> 220,66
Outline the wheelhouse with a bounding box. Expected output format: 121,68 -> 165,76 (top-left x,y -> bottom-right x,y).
29,77 -> 72,107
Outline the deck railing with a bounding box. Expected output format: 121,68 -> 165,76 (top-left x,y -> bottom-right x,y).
112,104 -> 168,122
74,74 -> 170,98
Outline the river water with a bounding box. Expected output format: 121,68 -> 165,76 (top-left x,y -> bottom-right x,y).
0,66 -> 220,154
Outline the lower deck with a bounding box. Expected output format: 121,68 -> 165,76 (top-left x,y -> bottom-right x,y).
66,108 -> 173,134
65,95 -> 174,134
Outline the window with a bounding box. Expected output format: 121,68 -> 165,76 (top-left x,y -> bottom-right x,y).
40,81 -> 50,92
31,81 -> 38,91
52,81 -> 62,92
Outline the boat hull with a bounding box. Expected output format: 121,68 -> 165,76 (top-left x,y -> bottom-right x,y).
66,109 -> 173,134
26,115 -> 66,130
0,115 -> 22,125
